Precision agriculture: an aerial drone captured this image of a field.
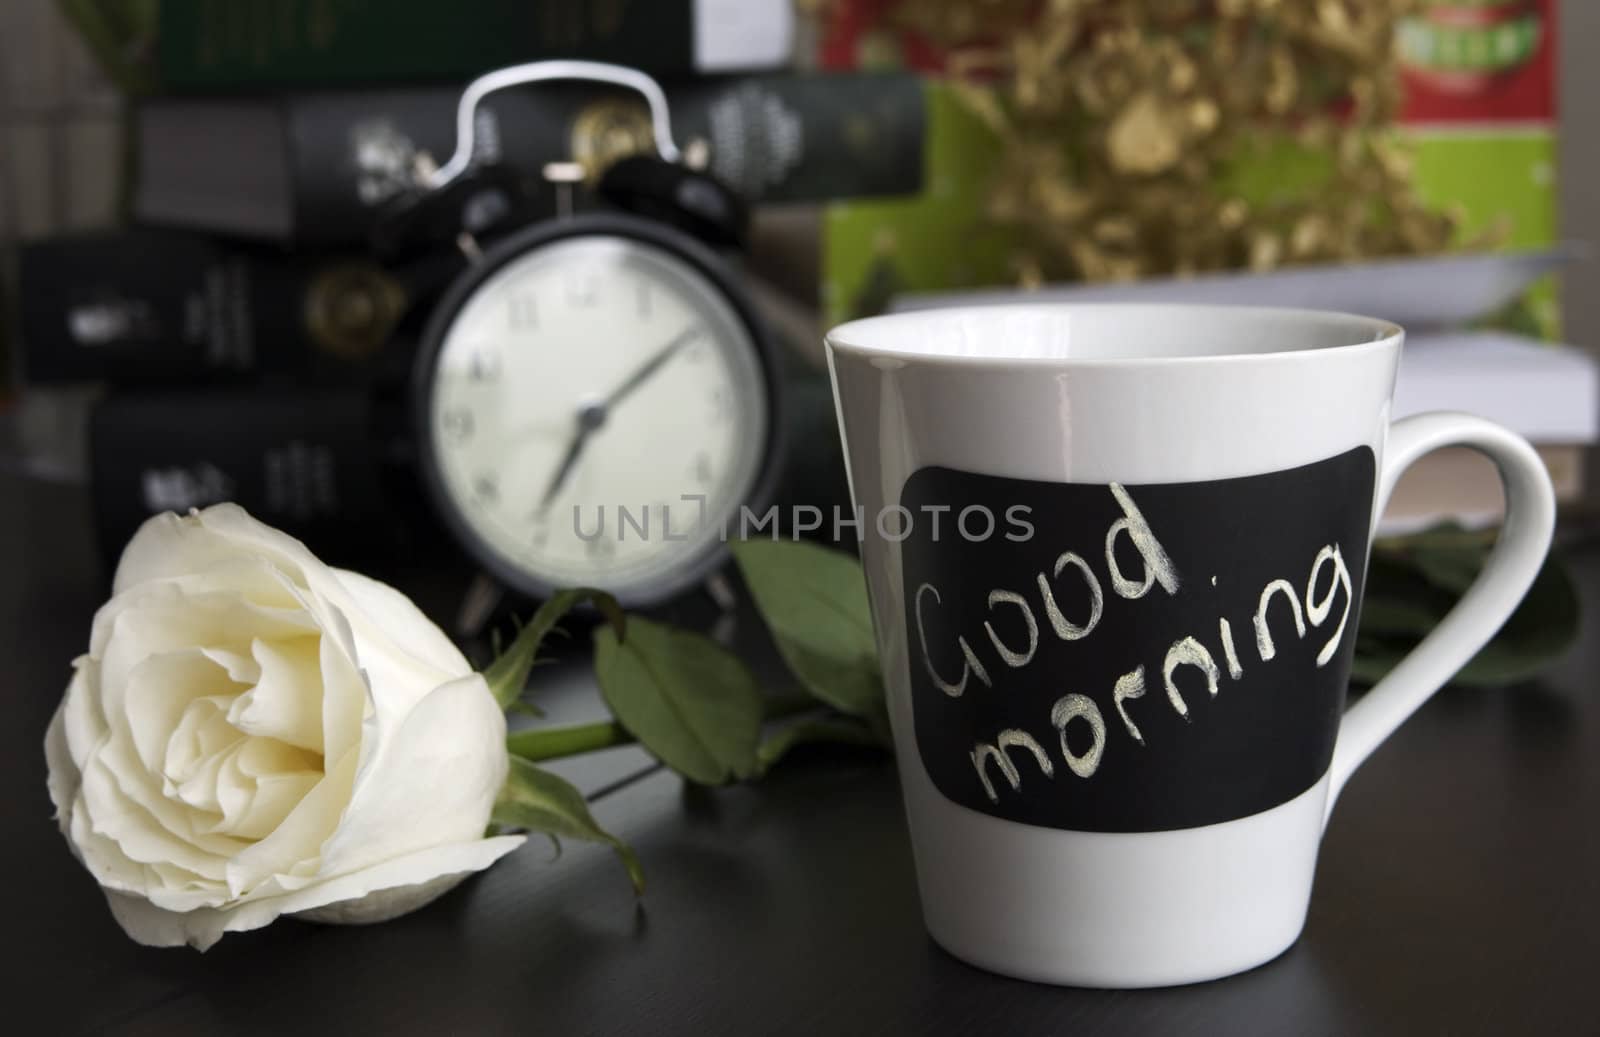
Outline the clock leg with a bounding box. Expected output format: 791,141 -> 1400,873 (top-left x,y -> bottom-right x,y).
705,571 -> 738,647
454,570 -> 504,640
455,232 -> 485,265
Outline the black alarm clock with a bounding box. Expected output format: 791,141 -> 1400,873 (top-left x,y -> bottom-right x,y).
394,62 -> 785,608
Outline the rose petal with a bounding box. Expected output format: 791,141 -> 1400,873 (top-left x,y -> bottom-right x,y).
226,637 -> 325,753
83,742 -> 239,880
229,771 -> 320,841
198,645 -> 260,683
59,657 -> 109,766
171,751 -> 228,814
94,591 -> 316,733
205,738 -> 321,841
225,746 -> 359,895
114,506 -> 321,597
293,842 -> 523,926
317,619 -> 368,774
69,796 -> 157,895
47,663 -> 95,823
335,568 -> 471,684
45,713 -> 79,839
316,674 -> 508,879
166,701 -> 241,811
124,650 -> 245,777
103,891 -> 226,949
191,507 -> 383,632
92,577 -> 316,664
107,835 -> 525,950
111,511 -> 245,595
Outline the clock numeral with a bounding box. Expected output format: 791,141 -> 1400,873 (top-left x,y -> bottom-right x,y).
442,408 -> 475,443
709,388 -> 735,425
635,280 -> 652,318
468,351 -> 501,382
473,473 -> 499,504
529,511 -> 549,549
566,268 -> 599,308
585,536 -> 616,561
693,452 -> 714,487
508,293 -> 538,330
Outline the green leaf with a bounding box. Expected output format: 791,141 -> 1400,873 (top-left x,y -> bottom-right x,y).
757,716 -> 886,774
1357,596 -> 1445,637
594,617 -> 763,785
1409,546 -> 1485,595
1351,549 -> 1579,689
492,756 -> 644,894
1372,521 -> 1498,595
730,539 -> 886,722
483,588 -> 625,710
1373,521 -> 1495,554
1350,635 -> 1408,686
1454,551 -> 1580,686
1366,550 -> 1456,602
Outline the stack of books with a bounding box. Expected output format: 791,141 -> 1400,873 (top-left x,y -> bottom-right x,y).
894,251 -> 1599,531
17,0 -> 932,562
1385,329 -> 1596,531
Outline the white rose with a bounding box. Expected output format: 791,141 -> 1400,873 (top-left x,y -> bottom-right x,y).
44,505 -> 524,950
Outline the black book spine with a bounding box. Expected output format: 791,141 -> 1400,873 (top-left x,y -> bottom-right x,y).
88,389 -> 417,565
261,73 -> 924,246
16,231 -> 420,385
157,0 -> 703,90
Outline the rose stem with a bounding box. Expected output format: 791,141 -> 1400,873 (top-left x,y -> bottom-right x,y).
504,691 -> 821,763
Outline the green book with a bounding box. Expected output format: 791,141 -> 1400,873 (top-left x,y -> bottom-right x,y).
132,73 -> 927,246
65,0 -> 796,92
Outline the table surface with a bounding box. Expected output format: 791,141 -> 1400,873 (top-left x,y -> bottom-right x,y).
7,473 -> 1600,1037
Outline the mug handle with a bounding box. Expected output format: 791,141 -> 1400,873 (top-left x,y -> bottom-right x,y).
1323,411 -> 1557,825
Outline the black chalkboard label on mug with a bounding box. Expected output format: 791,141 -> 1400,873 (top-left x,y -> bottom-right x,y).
898,446 -> 1376,833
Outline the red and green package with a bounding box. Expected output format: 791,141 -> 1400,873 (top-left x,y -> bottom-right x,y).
818,0 -> 1561,338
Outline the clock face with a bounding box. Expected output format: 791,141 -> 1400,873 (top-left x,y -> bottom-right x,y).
423,232 -> 771,602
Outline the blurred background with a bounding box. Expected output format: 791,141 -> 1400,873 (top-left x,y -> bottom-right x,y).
1,0 -> 1595,653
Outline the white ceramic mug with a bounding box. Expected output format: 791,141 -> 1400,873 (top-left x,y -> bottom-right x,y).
825,304 -> 1555,988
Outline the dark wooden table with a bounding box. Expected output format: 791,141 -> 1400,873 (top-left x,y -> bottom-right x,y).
7,473 -> 1599,1036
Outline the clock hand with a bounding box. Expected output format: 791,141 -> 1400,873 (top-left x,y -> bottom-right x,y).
537,402 -> 606,511
535,329 -> 697,512
603,328 -> 699,409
